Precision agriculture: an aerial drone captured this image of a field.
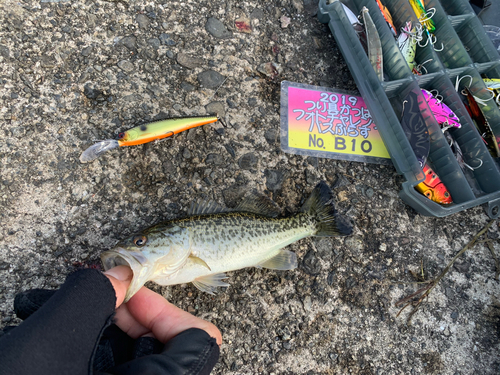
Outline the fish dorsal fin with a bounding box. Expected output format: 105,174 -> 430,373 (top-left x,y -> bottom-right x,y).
188,200 -> 230,216
259,249 -> 297,270
192,273 -> 229,295
234,190 -> 281,218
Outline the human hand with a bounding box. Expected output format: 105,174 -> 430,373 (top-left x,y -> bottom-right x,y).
104,265 -> 222,346
2,266 -> 221,375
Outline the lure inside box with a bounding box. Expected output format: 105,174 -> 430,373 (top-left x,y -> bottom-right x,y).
318,0 -> 500,218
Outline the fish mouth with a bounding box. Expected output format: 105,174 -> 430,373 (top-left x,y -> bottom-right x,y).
101,247 -> 148,269
101,247 -> 153,302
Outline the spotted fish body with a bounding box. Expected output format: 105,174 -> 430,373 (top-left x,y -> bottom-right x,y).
153,213 -> 316,286
101,182 -> 353,301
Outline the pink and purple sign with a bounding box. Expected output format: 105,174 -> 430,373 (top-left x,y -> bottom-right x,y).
280,81 -> 390,163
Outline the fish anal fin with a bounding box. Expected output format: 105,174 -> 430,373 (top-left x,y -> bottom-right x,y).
259,250 -> 297,271
192,273 -> 229,294
189,254 -> 211,271
235,190 -> 281,218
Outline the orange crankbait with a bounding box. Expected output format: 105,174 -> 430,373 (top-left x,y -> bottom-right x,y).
415,164 -> 453,205
80,115 -> 219,163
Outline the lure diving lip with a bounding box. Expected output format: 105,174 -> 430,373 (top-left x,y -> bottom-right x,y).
80,115 -> 220,163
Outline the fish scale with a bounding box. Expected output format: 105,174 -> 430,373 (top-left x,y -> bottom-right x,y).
101,181 -> 353,301
164,213 -> 317,277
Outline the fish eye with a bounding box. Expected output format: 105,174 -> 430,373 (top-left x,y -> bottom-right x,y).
444,192 -> 449,197
133,235 -> 147,247
118,132 -> 125,139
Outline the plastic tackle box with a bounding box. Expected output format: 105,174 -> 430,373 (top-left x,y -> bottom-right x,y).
318,0 -> 500,218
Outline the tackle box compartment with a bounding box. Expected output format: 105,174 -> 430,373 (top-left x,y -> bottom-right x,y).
318,0 -> 500,218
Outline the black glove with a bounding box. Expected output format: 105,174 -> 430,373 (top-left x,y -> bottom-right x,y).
0,269 -> 219,375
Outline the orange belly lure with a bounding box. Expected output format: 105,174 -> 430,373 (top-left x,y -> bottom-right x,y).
116,116 -> 219,146
415,164 -> 453,205
80,115 -> 219,163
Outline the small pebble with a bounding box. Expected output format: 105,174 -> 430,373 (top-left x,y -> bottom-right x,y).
365,187 -> 374,198
205,17 -> 233,39
198,70 -> 226,89
117,60 -> 134,72
280,15 -> 291,28
81,46 -> 92,57
302,295 -> 312,311
159,33 -> 176,45
238,153 -> 258,170
136,14 -> 150,29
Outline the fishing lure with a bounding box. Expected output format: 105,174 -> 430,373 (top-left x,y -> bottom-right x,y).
483,78 -> 500,91
401,91 -> 430,168
412,58 -> 433,75
341,2 -> 360,26
342,3 -> 368,54
409,0 -> 443,51
462,87 -> 500,158
483,78 -> 500,106
443,130 -> 482,172
361,7 -> 384,81
397,22 -> 417,72
80,116 -> 220,163
375,0 -> 397,36
409,0 -> 435,34
421,89 -> 461,129
415,164 -> 453,205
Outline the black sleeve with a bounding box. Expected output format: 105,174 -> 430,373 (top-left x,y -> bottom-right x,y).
0,269 -> 220,375
104,328 -> 220,375
0,269 -> 116,375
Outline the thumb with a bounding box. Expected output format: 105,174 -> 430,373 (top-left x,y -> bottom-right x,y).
103,266 -> 133,308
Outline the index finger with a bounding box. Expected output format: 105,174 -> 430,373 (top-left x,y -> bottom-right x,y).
125,287 -> 222,346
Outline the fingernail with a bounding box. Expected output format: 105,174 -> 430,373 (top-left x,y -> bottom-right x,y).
104,265 -> 133,281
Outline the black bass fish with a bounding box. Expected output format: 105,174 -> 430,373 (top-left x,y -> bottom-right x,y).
101,182 -> 353,301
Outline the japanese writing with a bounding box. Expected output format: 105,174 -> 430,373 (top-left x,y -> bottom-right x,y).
293,93 -> 373,139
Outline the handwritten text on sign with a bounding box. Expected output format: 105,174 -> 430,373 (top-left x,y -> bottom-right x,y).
287,86 -> 390,160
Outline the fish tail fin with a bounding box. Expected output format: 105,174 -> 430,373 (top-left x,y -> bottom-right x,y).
301,181 -> 353,237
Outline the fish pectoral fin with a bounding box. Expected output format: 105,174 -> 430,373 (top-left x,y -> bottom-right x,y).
259,250 -> 297,271
189,255 -> 211,271
192,273 -> 229,295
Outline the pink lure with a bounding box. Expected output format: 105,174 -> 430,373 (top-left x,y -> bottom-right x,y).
421,89 -> 461,128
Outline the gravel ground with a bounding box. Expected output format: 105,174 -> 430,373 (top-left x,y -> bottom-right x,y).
0,0 -> 499,374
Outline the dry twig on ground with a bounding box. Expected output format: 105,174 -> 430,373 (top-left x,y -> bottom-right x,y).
395,220 -> 495,324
